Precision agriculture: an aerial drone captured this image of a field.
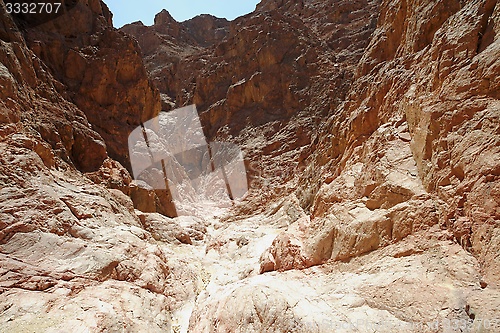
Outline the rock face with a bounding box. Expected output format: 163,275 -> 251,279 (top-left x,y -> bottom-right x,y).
0,1 -> 181,330
120,11 -> 230,108
122,0 -> 381,213
303,0 -> 500,285
24,0 -> 161,171
1,0 -> 500,332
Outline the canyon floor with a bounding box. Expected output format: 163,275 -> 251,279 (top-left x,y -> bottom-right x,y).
2,197 -> 499,333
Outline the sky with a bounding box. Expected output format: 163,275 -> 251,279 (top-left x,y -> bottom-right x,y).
104,0 -> 261,28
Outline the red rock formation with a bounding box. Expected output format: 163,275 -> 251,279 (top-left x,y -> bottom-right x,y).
0,0 -> 499,331
13,0 -> 178,217
122,0 -> 381,218
122,0 -> 499,300
298,0 -> 500,287
0,3 -> 184,328
120,11 -> 229,109
23,0 -> 161,171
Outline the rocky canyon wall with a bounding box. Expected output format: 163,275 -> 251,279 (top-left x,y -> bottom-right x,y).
122,0 -> 381,215
302,0 -> 500,285
123,0 -> 499,286
0,0 -> 499,332
21,0 -> 161,170
0,1 -> 183,330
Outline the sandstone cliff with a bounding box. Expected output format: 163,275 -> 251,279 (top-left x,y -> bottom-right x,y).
0,0 -> 499,332
305,0 -> 500,284
0,1 -> 182,330
123,0 -> 381,215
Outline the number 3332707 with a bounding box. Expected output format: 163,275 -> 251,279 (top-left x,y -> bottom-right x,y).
6,2 -> 62,14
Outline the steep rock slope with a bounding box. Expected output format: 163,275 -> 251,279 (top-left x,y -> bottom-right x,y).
121,0 -> 500,331
0,0 -> 193,331
21,0 -> 160,170
16,0 -> 178,217
300,0 -> 500,285
121,10 -> 230,108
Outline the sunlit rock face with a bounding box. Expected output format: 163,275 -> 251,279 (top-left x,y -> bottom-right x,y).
1,0 -> 500,332
20,0 -> 161,171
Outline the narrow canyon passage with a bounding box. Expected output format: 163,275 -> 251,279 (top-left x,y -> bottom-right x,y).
1,0 -> 500,332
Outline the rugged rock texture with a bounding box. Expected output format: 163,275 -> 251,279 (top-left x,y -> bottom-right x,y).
24,0 -> 160,170
121,11 -> 229,109
123,0 -> 381,212
17,0 -> 179,217
0,0 -> 185,330
193,228 -> 499,332
301,0 -> 500,285
0,0 -> 499,332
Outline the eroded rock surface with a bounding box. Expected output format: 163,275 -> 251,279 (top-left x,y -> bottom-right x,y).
303,0 -> 500,287
0,0 -> 499,332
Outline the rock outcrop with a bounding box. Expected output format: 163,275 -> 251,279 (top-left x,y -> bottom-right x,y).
120,11 -> 229,109
302,0 -> 500,286
23,0 -> 160,170
122,0 -> 381,213
0,0 -> 499,332
0,1 -> 181,330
